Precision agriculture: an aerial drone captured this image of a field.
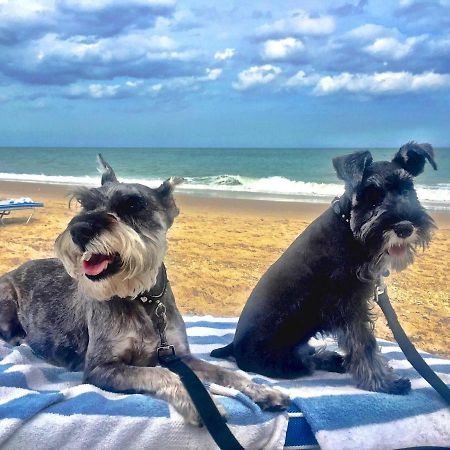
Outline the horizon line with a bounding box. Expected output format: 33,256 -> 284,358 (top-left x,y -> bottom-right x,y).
1,145 -> 449,150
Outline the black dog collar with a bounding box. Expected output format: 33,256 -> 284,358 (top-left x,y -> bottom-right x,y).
331,196 -> 351,224
137,264 -> 168,304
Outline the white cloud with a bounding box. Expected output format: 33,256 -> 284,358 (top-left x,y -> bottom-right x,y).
68,83 -> 123,99
345,24 -> 398,41
285,70 -> 319,87
312,71 -> 450,95
205,68 -> 222,80
65,69 -> 221,99
60,0 -> 174,11
125,80 -> 143,87
257,10 -> 335,37
0,0 -> 55,20
28,31 -> 196,65
232,64 -> 281,91
364,35 -> 427,60
214,48 -> 235,61
261,37 -> 304,60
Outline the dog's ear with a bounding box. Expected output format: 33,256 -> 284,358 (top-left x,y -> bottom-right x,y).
332,151 -> 373,188
97,154 -> 118,185
157,177 -> 184,197
157,177 -> 184,224
392,142 -> 437,176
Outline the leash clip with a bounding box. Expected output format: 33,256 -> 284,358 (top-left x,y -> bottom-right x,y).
374,284 -> 385,304
153,300 -> 178,364
157,344 -> 177,364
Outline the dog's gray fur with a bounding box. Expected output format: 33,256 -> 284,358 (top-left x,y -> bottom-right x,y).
0,155 -> 289,425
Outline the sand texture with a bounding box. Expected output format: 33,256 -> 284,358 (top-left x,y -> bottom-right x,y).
0,181 -> 449,358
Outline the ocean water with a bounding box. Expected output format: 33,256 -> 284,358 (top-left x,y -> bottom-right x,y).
0,147 -> 449,209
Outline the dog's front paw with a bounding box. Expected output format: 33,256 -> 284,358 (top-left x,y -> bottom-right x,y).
165,381 -> 228,426
359,375 -> 411,395
383,376 -> 411,395
163,381 -> 202,426
243,383 -> 291,411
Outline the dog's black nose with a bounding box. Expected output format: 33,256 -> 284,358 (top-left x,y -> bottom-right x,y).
70,222 -> 95,250
393,221 -> 414,238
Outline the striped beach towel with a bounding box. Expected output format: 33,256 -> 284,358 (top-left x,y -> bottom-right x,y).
1,315 -> 449,449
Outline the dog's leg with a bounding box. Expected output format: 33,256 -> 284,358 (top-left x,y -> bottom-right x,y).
0,278 -> 26,346
181,355 -> 290,410
85,363 -> 204,425
338,321 -> 411,394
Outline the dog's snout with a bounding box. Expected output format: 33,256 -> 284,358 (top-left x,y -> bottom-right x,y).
70,222 -> 95,250
393,221 -> 414,238
69,212 -> 114,250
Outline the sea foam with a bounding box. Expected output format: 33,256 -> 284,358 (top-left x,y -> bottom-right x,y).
0,172 -> 448,209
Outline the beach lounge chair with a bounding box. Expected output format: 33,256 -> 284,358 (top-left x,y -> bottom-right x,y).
0,197 -> 44,224
0,315 -> 449,449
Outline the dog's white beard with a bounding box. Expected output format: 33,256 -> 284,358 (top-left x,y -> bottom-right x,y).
357,229 -> 419,282
380,230 -> 417,273
55,221 -> 167,301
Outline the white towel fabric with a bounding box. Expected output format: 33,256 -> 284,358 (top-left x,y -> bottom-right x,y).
0,198 -> 33,206
1,315 -> 449,450
0,316 -> 287,450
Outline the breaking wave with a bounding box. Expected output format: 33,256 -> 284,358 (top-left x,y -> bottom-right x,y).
0,172 -> 448,209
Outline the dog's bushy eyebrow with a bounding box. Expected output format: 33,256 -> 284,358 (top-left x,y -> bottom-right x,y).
69,187 -> 106,209
363,175 -> 383,187
386,173 -> 414,192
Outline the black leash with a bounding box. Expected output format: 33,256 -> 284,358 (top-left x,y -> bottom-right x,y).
158,353 -> 244,450
331,197 -> 450,406
143,279 -> 244,450
375,284 -> 450,406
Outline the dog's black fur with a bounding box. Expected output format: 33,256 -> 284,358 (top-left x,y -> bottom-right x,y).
211,142 -> 437,395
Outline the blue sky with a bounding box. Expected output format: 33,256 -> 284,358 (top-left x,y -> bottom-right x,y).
1,0 -> 449,147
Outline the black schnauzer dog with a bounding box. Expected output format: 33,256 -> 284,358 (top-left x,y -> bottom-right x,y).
0,155 -> 289,425
211,142 -> 437,395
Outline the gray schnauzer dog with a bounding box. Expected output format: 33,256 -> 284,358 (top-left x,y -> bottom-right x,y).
212,142 -> 437,395
0,155 -> 289,425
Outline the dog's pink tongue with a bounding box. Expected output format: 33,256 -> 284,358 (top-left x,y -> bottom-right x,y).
388,244 -> 407,257
83,254 -> 113,276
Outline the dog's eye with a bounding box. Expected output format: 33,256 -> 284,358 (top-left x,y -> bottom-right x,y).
114,194 -> 147,216
362,186 -> 384,207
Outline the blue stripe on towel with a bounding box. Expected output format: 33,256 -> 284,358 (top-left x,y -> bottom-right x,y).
0,392 -> 64,420
285,404 -> 318,448
40,367 -> 83,384
295,386 -> 449,431
220,393 -> 277,426
2,317 -> 448,450
47,392 -> 170,418
0,364 -> 30,389
285,416 -> 318,448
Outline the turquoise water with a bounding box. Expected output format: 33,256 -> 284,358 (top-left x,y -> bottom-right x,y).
0,147 -> 448,208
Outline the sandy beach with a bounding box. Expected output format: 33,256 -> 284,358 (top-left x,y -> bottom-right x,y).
0,180 -> 449,358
